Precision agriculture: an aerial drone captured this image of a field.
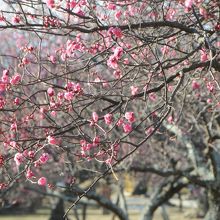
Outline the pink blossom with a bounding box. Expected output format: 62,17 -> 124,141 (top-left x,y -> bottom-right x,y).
39,153 -> 49,164
116,118 -> 124,127
206,82 -> 215,93
123,58 -> 129,64
57,92 -> 64,100
92,112 -> 99,123
3,69 -> 9,77
93,136 -> 100,146
66,81 -> 75,91
0,82 -> 7,92
125,112 -> 135,123
161,46 -> 169,55
49,55 -> 56,64
107,3 -> 116,10
200,50 -> 208,62
64,91 -> 74,101
185,0 -> 194,9
2,73 -> 9,83
123,123 -> 132,133
145,127 -> 154,135
26,169 -> 34,179
115,10 -> 122,21
74,83 -> 83,94
12,15 -> 21,23
10,74 -> 21,85
199,7 -> 208,18
0,97 -> 6,109
113,69 -> 122,79
28,151 -> 35,158
47,0 -> 55,8
14,153 -> 24,166
130,86 -> 139,95
0,16 -> 5,22
47,136 -> 59,145
38,177 -> 47,186
10,122 -> 17,131
192,80 -> 200,90
75,7 -> 85,16
10,141 -> 17,149
128,5 -> 137,16
102,81 -> 109,88
69,0 -> 77,9
50,111 -> 57,117
207,98 -> 212,104
107,55 -> 118,69
113,47 -> 123,59
108,27 -> 123,38
104,113 -> 113,125
47,88 -> 55,97
14,98 -> 20,105
149,93 -> 157,101
167,116 -> 174,124
22,57 -> 30,65
166,8 -> 176,21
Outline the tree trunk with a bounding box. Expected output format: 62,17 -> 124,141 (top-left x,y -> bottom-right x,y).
204,189 -> 220,220
49,198 -> 68,220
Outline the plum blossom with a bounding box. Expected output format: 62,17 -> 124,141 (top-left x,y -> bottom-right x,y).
113,69 -> 122,79
92,112 -> 99,123
69,0 -> 77,9
107,55 -> 118,69
39,153 -> 49,164
0,82 -> 7,92
199,7 -> 208,18
93,136 -> 100,146
38,177 -> 47,186
149,93 -> 157,102
107,3 -> 116,10
10,122 -> 17,131
114,47 -> 123,59
28,151 -> 35,158
192,80 -> 200,90
116,118 -> 124,127
145,127 -> 154,135
207,98 -> 212,104
49,55 -> 56,64
14,153 -> 24,166
125,112 -> 135,123
10,74 -> 21,85
47,88 -> 55,97
64,91 -> 74,101
200,49 -> 208,62
12,15 -> 21,23
115,10 -> 122,20
47,136 -> 59,145
130,86 -> 139,96
185,0 -> 194,9
206,82 -> 215,93
108,27 -> 123,38
26,169 -> 35,179
167,116 -> 174,124
14,98 -> 20,105
104,113 -> 113,125
123,123 -> 132,133
46,0 -> 55,8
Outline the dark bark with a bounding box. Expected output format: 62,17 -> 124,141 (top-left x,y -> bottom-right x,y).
204,189 -> 220,220
49,198 -> 68,220
140,178 -> 187,220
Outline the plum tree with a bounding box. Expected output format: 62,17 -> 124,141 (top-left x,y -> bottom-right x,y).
0,0 -> 220,219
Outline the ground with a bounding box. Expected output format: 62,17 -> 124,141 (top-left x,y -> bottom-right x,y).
0,207 -> 201,220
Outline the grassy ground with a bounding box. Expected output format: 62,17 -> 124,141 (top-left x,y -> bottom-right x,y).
0,207 -> 200,220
